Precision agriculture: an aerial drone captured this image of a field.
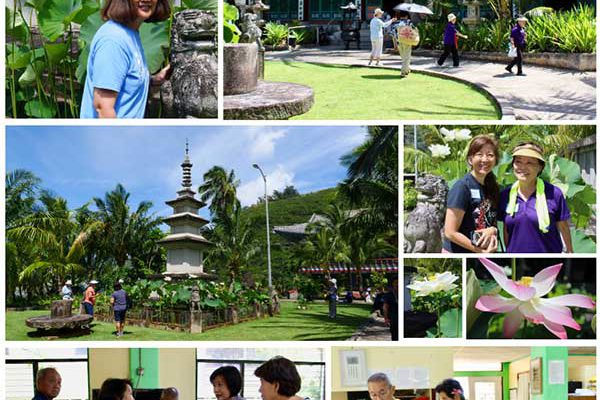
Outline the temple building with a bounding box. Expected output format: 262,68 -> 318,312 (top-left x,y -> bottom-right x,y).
265,0 -> 591,23
158,142 -> 214,279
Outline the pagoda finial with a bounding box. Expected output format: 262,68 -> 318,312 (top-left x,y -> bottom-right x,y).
181,140 -> 193,188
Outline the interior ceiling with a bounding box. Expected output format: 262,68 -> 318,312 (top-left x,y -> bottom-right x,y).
452,347 -> 596,365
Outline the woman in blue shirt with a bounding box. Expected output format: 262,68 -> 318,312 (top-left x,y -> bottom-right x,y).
80,0 -> 171,118
506,16 -> 528,75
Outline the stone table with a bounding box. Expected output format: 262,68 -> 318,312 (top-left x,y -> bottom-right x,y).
26,300 -> 93,331
224,81 -> 314,120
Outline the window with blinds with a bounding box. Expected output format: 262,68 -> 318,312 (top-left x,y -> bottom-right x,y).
197,348 -> 325,400
6,349 -> 89,400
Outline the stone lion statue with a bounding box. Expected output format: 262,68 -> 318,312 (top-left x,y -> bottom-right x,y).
404,174 -> 448,253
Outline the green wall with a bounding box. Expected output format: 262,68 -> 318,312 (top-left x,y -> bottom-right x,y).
530,347 -> 568,400
129,349 -> 160,389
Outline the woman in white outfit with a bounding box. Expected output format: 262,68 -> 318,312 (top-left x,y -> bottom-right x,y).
369,9 -> 396,66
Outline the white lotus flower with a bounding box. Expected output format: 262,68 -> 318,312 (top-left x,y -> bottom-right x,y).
164,276 -> 172,282
440,127 -> 455,142
407,271 -> 459,297
454,129 -> 472,141
428,144 -> 451,158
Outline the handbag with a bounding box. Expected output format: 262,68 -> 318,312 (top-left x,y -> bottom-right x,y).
398,25 -> 420,46
508,43 -> 517,58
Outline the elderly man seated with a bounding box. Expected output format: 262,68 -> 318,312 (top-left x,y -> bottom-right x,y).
33,368 -> 62,400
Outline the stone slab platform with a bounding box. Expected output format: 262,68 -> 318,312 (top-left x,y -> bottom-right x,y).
26,314 -> 93,330
224,81 -> 314,120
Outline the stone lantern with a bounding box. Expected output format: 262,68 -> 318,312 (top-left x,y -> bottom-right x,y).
463,0 -> 482,26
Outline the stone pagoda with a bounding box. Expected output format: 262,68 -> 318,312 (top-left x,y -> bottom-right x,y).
158,141 -> 214,279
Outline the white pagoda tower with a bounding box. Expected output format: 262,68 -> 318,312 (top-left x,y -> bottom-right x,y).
158,141 -> 213,278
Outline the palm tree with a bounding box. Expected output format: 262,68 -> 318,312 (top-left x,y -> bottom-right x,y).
198,166 -> 240,219
207,204 -> 260,283
339,126 -> 398,242
8,193 -> 90,296
93,184 -> 162,269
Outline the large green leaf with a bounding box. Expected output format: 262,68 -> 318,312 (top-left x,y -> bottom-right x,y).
38,0 -> 99,42
440,308 -> 462,338
6,46 -> 32,69
24,99 -> 57,118
570,228 -> 596,253
224,2 -> 239,21
555,155 -> 583,183
467,311 -> 495,339
182,0 -> 217,12
140,21 -> 169,74
44,43 -> 68,66
18,60 -> 46,86
76,11 -> 103,83
6,7 -> 29,41
466,269 -> 481,332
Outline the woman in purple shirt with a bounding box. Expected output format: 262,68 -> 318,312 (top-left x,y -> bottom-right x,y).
506,16 -> 528,75
437,13 -> 468,67
110,281 -> 128,337
498,142 -> 573,253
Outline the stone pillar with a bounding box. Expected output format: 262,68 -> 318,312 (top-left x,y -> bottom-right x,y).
190,310 -> 203,333
161,9 -> 218,118
224,43 -> 258,95
50,300 -> 73,318
463,0 -> 481,27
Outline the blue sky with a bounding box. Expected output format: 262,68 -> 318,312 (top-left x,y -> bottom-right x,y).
6,125 -> 368,220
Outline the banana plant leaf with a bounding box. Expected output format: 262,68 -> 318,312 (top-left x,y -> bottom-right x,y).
182,0 -> 217,12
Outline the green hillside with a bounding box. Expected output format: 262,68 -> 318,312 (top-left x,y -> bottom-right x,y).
240,187 -> 339,288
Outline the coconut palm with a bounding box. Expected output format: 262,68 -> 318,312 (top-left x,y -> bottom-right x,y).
207,204 -> 260,282
93,184 -> 162,269
198,166 -> 240,219
339,126 -> 398,241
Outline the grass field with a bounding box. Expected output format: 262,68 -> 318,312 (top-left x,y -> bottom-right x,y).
7,301 -> 372,341
265,61 -> 500,120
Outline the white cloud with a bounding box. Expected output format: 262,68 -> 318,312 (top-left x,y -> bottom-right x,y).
247,127 -> 287,159
237,165 -> 295,206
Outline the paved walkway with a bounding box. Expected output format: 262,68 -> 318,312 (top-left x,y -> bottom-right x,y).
266,47 -> 596,120
347,311 -> 392,341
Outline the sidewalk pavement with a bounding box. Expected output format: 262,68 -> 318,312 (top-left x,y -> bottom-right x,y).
347,311 -> 392,341
266,47 -> 596,120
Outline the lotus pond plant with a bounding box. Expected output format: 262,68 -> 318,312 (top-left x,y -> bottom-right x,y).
407,271 -> 462,338
468,258 -> 596,339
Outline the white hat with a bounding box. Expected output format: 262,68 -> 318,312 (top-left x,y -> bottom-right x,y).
330,278 -> 337,284
65,280 -> 72,285
118,279 -> 124,284
516,16 -> 528,22
447,13 -> 457,21
374,8 -> 383,16
89,280 -> 98,285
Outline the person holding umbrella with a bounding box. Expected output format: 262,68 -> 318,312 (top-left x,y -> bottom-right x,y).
393,3 -> 432,76
506,15 -> 528,75
437,13 -> 468,67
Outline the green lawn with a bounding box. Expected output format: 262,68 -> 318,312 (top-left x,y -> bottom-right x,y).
6,301 -> 372,341
265,61 -> 500,120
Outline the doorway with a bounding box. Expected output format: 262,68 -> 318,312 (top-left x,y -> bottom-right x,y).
517,372 -> 531,400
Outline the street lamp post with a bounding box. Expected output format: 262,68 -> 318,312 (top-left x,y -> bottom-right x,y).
253,164 -> 272,291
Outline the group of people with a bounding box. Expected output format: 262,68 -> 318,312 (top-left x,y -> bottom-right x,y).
60,279 -> 130,337
327,278 -> 398,341
369,10 -> 530,76
443,135 -> 572,253
368,373 -> 465,400
33,356 -> 306,400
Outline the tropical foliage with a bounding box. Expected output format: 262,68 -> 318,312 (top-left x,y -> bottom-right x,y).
6,0 -> 218,118
403,125 -> 597,252
418,5 -> 595,53
6,171 -> 164,305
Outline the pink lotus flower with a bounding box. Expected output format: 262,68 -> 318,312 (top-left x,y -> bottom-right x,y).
475,258 -> 595,339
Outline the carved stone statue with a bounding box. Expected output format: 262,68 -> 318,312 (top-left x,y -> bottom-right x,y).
190,284 -> 201,312
239,13 -> 263,48
404,174 -> 448,253
161,9 -> 218,118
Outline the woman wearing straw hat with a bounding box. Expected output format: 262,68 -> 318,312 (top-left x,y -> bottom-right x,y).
61,280 -> 73,300
369,8 -> 396,66
437,13 -> 468,67
506,15 -> 528,75
498,142 -> 573,253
